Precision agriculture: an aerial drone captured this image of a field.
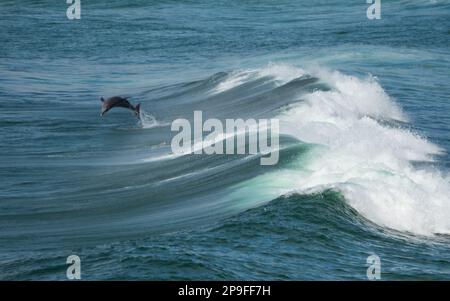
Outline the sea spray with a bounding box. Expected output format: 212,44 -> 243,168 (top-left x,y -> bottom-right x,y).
276,68 -> 450,235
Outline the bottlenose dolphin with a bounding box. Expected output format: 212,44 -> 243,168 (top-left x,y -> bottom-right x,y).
100,96 -> 141,118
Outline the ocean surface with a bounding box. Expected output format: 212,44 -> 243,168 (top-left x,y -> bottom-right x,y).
1,0 -> 450,280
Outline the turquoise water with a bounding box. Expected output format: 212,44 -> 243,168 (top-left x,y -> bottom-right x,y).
1,0 -> 450,280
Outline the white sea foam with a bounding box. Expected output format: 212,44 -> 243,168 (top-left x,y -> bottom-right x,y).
139,109 -> 169,129
275,67 -> 450,236
213,71 -> 254,94
257,63 -> 306,84
211,63 -> 306,94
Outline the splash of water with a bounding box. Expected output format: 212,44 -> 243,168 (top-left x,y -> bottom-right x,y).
277,67 -> 449,236
139,109 -> 162,129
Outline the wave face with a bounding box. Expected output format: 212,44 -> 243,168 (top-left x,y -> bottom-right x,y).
1,0 -> 450,280
277,68 -> 450,236
2,62 -> 450,279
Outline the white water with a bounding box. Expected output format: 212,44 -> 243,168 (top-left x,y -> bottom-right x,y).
139,109 -> 168,129
211,63 -> 306,94
208,63 -> 450,236
275,67 -> 450,236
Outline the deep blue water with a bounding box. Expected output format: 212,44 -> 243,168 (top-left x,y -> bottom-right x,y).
1,0 -> 450,280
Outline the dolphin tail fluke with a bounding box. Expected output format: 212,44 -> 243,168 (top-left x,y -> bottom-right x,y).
100,101 -> 107,116
135,103 -> 141,118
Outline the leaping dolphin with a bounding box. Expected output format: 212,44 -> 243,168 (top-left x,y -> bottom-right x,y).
100,96 -> 141,118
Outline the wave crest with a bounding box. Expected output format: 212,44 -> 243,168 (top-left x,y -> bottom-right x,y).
274,67 -> 449,236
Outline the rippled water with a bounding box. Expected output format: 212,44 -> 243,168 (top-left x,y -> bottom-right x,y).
1,0 -> 450,279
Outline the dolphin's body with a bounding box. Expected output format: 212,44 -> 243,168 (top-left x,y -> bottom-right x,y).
100,96 -> 141,118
